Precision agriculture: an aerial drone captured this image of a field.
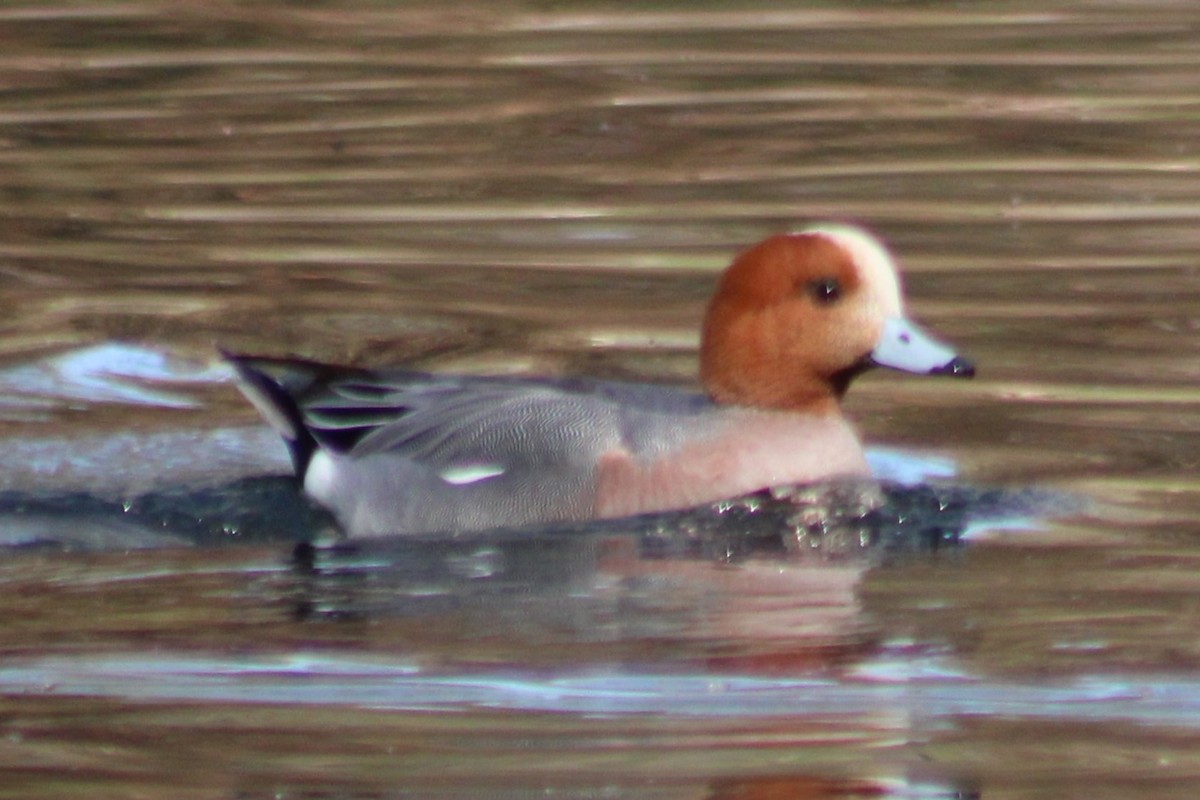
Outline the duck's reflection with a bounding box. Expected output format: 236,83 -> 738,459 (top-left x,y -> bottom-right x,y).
287,479 -> 987,671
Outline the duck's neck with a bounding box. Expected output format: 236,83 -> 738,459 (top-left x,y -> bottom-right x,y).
703,373 -> 845,415
829,357 -> 874,400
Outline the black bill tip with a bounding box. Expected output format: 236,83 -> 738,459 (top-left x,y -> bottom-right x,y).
932,356 -> 975,378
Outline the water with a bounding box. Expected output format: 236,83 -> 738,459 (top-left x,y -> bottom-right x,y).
3,1 -> 1200,797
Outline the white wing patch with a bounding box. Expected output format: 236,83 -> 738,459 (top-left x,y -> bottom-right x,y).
438,463 -> 507,486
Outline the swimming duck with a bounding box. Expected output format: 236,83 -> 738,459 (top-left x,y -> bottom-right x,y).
226,223 -> 973,537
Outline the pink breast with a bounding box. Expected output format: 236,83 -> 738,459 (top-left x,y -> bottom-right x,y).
593,412 -> 869,518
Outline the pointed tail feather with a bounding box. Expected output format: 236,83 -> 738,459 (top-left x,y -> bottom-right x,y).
221,349 -> 319,477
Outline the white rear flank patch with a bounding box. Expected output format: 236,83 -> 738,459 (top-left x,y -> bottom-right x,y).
303,449 -> 338,503
438,463 -> 506,485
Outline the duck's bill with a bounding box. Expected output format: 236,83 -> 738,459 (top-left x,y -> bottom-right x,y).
870,317 -> 975,377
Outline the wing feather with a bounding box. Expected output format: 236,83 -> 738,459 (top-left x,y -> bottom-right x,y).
227,353 -> 717,477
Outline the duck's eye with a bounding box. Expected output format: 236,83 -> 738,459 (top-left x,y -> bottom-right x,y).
806,277 -> 841,305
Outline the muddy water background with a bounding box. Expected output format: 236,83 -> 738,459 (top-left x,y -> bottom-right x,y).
3,1 -> 1200,797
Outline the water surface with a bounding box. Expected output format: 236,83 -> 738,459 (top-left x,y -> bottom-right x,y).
3,2 -> 1200,797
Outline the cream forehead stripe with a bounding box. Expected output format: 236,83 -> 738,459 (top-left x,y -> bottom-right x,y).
793,224 -> 904,318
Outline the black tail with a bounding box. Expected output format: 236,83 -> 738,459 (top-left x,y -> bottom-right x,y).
221,349 -> 320,477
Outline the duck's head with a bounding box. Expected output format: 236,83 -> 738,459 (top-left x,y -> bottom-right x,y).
700,223 -> 974,412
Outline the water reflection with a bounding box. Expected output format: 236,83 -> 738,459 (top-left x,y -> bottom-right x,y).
0,342 -> 224,416
274,479 -> 1062,676
5,0 -> 1200,796
6,650 -> 1200,727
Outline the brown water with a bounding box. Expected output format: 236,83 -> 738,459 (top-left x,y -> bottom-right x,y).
3,1 -> 1200,797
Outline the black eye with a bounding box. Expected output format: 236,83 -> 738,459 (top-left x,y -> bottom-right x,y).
806,277 -> 841,305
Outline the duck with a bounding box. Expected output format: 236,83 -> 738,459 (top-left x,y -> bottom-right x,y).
225,223 -> 974,538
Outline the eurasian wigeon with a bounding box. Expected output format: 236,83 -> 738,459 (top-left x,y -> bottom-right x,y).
227,223 -> 973,537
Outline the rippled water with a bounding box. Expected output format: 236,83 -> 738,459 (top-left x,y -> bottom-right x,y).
3,2 -> 1200,797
